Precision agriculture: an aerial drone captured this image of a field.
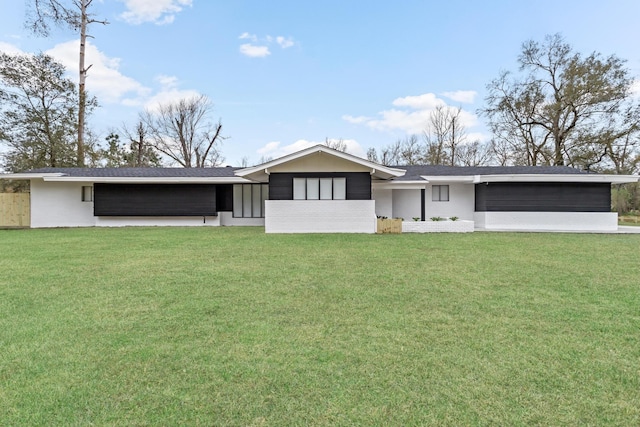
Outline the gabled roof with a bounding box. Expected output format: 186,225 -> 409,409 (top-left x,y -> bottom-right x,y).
236,144 -> 406,180
1,148 -> 637,185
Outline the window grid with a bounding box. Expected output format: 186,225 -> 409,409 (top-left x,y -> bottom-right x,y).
432,185 -> 449,202
81,186 -> 93,202
233,184 -> 268,218
293,177 -> 346,200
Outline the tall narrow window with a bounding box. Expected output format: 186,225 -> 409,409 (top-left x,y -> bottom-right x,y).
432,185 -> 449,202
333,178 -> 346,200
319,178 -> 333,200
233,184 -> 269,218
81,186 -> 93,202
293,178 -> 306,200
242,184 -> 252,217
252,184 -> 262,217
233,184 -> 243,217
306,178 -> 320,200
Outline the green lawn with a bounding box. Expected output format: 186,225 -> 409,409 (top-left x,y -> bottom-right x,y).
1,227 -> 639,425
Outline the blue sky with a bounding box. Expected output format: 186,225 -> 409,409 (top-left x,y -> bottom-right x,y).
1,0 -> 640,166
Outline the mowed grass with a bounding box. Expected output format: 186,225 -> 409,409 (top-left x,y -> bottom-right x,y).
1,227 -> 639,426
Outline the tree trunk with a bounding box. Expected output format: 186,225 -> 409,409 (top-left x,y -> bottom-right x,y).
77,0 -> 87,167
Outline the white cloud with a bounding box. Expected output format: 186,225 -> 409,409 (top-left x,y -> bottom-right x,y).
37,40 -> 205,113
441,90 -> 477,104
342,115 -> 371,124
239,44 -> 271,58
119,0 -> 192,25
344,92 -> 479,135
257,139 -> 366,159
46,40 -> 150,104
239,32 -> 258,42
0,42 -> 23,55
142,75 -> 201,111
238,33 -> 296,58
392,93 -> 445,110
276,36 -> 295,49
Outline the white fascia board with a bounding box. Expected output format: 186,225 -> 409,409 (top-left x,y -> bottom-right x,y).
373,180 -> 428,190
0,173 -> 66,180
41,176 -> 250,184
236,144 -> 406,178
420,175 -> 476,183
473,174 -> 639,184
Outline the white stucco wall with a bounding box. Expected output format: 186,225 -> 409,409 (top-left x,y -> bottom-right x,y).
425,183 -> 475,220
372,188 -> 393,218
31,179 -> 229,228
392,189 -> 421,221
219,212 -> 265,226
265,200 -> 376,233
30,180 -> 95,227
475,212 -> 619,231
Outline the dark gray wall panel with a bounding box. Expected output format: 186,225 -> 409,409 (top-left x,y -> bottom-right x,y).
216,184 -> 233,212
268,172 -> 371,200
475,182 -> 611,212
94,184 -> 217,216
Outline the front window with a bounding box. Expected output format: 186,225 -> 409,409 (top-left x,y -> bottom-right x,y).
233,184 -> 268,217
432,185 -> 449,202
81,186 -> 93,202
293,177 -> 346,200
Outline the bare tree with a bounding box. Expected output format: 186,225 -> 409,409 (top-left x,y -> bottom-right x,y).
481,33 -> 640,168
455,140 -> 492,166
324,137 -> 348,152
144,95 -> 226,167
423,105 -> 470,166
366,147 -> 379,163
375,136 -> 424,166
121,118 -> 162,167
26,0 -> 108,167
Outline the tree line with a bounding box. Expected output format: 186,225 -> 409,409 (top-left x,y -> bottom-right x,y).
366,34 -> 639,175
1,9 -> 639,209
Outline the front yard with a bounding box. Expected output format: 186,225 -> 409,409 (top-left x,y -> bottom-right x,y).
1,227 -> 638,425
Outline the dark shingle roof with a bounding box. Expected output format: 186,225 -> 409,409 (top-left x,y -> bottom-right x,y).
28,167 -> 240,178
27,164 -> 588,180
393,165 -> 587,181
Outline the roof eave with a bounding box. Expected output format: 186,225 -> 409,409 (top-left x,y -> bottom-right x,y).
0,173 -> 67,180
42,176 -> 250,183
473,174 -> 640,184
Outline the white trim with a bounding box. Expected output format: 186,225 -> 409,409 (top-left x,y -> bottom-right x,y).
41,176 -> 248,183
0,173 -> 66,179
0,174 -> 249,184
421,175 -> 476,183
472,174 -> 639,184
373,180 -> 428,189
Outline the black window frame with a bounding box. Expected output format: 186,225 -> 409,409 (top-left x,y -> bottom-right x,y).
432,185 -> 449,202
81,185 -> 93,202
233,183 -> 268,218
292,177 -> 347,200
